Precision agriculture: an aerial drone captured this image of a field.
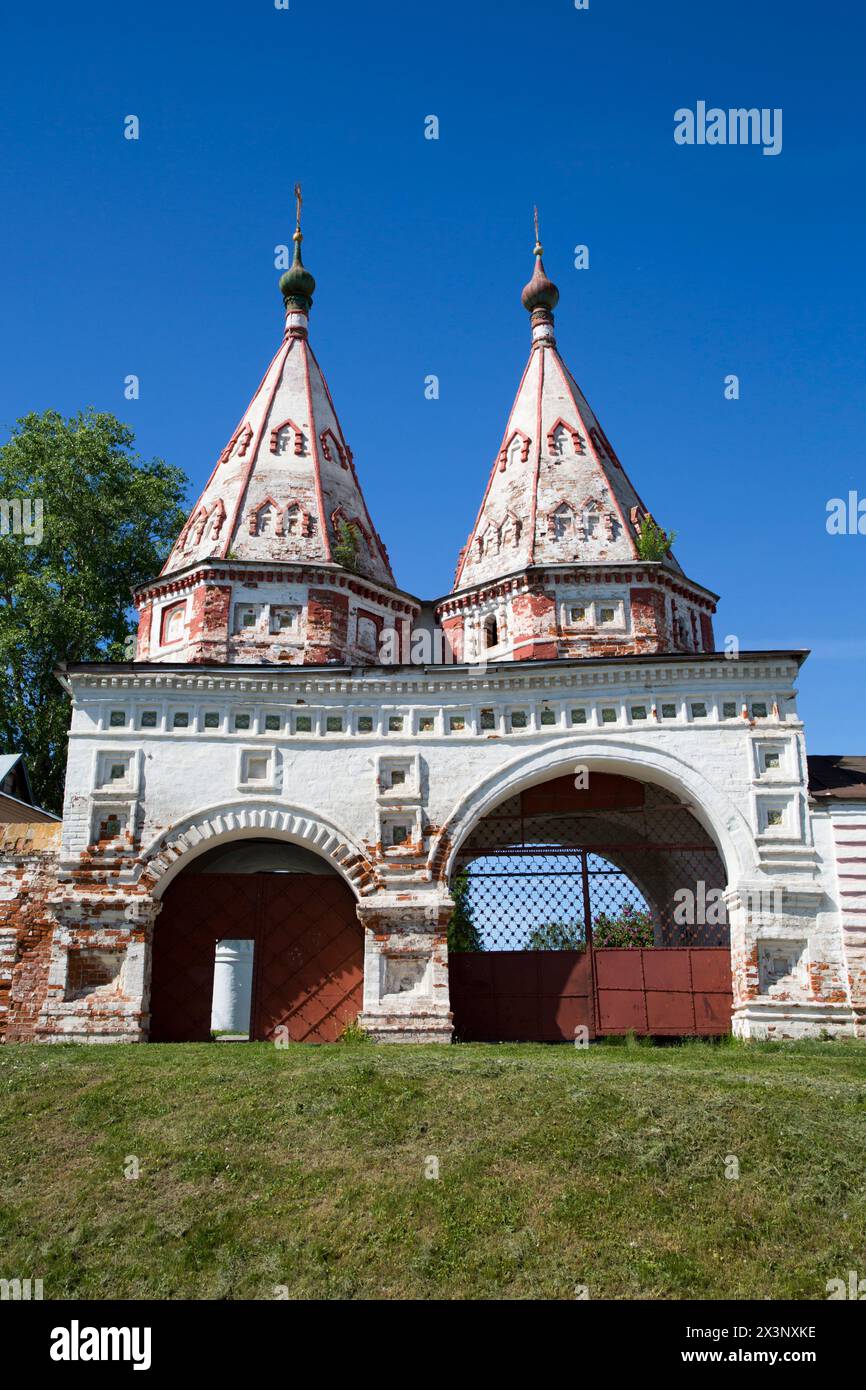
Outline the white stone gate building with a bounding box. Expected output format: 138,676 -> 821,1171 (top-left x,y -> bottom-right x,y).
1,211 -> 864,1044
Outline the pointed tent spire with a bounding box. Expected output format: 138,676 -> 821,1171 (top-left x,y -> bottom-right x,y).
451,229 -> 678,590
160,187 -> 395,587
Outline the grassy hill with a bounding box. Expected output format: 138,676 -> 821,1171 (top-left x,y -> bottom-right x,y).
1,1038 -> 865,1300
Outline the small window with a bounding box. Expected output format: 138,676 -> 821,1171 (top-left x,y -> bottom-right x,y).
271,606 -> 300,634
235,605 -> 260,633
690,702 -> 708,719
295,715 -> 312,733
265,714 -> 281,732
389,769 -> 406,787
766,809 -> 783,827
103,815 -> 122,839
540,708 -> 556,726
571,708 -> 587,725
449,715 -> 466,732
601,708 -> 617,724
599,607 -> 616,625
110,763 -> 126,781
569,605 -> 587,624
173,712 -> 189,729
419,716 -> 434,733
109,710 -> 126,728
358,715 -> 374,733
140,711 -> 157,729
480,709 -> 495,730
356,616 -> 379,653
388,716 -> 404,732
161,602 -> 186,646
391,824 -> 410,847
752,702 -> 768,719
763,751 -> 780,770
510,711 -> 527,729
722,702 -> 737,719
234,713 -> 251,731
204,712 -> 220,729
483,616 -> 499,649
631,705 -> 647,720
661,703 -> 677,719
326,716 -> 343,732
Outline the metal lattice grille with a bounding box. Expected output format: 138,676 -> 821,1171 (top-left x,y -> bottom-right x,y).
452,776 -> 729,949
457,854 -> 589,952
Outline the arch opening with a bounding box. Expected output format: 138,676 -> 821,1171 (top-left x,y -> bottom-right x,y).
148,836 -> 363,1044
447,771 -> 733,1042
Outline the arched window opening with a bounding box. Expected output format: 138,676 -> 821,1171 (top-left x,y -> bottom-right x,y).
274,424 -> 293,455
552,503 -> 574,540
256,503 -> 278,536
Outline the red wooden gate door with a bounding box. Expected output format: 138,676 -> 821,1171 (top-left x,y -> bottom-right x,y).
253,875 -> 364,1043
148,871 -> 363,1043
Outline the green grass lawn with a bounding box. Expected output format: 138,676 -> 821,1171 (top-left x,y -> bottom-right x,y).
1,1038 -> 865,1300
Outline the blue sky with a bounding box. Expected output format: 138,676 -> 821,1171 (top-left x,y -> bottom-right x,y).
1,0 -> 863,751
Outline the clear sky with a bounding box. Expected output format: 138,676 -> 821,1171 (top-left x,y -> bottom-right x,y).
0,0 -> 863,751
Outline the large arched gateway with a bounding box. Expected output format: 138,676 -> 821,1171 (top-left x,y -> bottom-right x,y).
446,769 -> 733,1041
148,839 -> 363,1043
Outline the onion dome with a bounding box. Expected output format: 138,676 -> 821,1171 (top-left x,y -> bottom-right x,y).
279,183 -> 316,311
521,208 -> 559,313
521,251 -> 560,313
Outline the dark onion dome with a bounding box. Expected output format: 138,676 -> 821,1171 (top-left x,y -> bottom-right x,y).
279,237 -> 316,310
521,251 -> 559,313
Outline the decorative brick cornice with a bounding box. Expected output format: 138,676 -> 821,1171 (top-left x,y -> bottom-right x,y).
436,562 -> 719,616
61,651 -> 806,701
133,560 -> 420,613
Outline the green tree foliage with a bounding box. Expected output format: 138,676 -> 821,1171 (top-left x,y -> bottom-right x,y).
333,518 -> 360,573
526,920 -> 586,950
592,903 -> 655,948
0,410 -> 188,812
635,513 -> 677,561
447,871 -> 483,952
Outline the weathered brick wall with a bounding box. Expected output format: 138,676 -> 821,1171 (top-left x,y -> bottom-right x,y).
0,823 -> 62,1043
135,600 -> 152,661
511,587 -> 558,660
306,588 -> 349,662
188,583 -> 231,663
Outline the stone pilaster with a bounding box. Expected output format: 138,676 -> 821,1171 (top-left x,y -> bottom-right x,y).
356,890 -> 453,1043
35,889 -> 162,1043
727,881 -> 857,1040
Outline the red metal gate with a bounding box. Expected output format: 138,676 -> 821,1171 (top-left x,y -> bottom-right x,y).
449,946 -> 731,1040
149,871 -> 363,1043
